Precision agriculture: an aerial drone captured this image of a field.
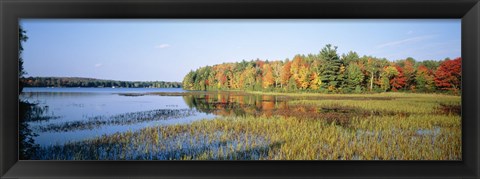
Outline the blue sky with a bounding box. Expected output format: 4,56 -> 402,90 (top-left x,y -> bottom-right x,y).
21,19 -> 461,82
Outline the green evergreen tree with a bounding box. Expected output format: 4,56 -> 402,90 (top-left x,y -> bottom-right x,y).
320,44 -> 343,91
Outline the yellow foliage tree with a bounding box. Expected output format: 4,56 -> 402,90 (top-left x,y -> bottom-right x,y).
262,64 -> 275,89
310,72 -> 322,90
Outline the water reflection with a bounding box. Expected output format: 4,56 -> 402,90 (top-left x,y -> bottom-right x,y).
182,92 -> 288,118
179,92 -> 394,128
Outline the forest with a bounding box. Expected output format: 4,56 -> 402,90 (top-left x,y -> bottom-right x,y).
21,77 -> 182,88
183,44 -> 461,94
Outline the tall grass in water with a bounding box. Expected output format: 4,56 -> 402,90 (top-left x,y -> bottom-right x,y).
34,109 -> 198,132
35,93 -> 461,160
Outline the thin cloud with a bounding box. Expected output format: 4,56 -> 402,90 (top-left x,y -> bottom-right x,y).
94,63 -> 103,68
407,30 -> 414,35
376,35 -> 436,49
154,44 -> 171,49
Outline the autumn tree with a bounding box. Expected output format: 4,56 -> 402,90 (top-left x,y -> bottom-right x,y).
254,60 -> 264,90
271,61 -> 282,88
182,70 -> 196,90
225,64 -> 235,89
309,72 -> 322,90
401,58 -> 416,90
435,57 -> 462,92
207,69 -> 217,90
243,64 -> 257,90
280,60 -> 292,89
379,65 -> 398,92
213,65 -> 226,89
262,63 -> 275,89
415,65 -> 436,92
365,58 -> 379,91
290,55 -> 303,86
390,65 -> 407,91
297,64 -> 310,89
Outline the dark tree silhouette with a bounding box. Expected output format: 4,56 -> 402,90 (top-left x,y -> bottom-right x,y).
18,26 -> 40,160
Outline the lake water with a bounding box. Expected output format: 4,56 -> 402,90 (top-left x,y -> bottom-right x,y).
20,87 -> 291,147
20,87 -> 217,146
21,87 -> 308,148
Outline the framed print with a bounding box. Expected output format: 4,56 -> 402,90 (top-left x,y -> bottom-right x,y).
16,19 -> 463,161
1,0 -> 479,178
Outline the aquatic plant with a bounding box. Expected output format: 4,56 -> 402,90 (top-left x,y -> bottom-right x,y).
34,109 -> 198,132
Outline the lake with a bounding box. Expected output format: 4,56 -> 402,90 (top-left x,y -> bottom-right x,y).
20,87 -> 287,146
21,87 -> 215,146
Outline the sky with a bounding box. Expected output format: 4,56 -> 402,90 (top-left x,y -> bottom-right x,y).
21,19 -> 461,82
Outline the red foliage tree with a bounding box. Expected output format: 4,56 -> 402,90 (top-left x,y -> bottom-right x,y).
255,60 -> 265,68
390,65 -> 407,91
214,65 -> 228,89
402,59 -> 416,89
435,57 -> 462,91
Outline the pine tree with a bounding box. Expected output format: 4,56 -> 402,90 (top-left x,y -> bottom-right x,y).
320,44 -> 343,91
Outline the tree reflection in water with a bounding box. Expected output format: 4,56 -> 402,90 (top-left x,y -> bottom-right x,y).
182,92 -> 288,118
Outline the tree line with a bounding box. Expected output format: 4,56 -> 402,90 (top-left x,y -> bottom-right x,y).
183,44 -> 461,94
22,77 -> 182,88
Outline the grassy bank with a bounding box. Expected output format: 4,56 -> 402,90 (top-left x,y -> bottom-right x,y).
35,92 -> 461,160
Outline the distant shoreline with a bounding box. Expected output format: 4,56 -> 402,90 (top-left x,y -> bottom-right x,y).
21,76 -> 182,88
23,86 -> 182,89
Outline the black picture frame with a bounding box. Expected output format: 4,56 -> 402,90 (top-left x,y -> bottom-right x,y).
1,0 -> 479,178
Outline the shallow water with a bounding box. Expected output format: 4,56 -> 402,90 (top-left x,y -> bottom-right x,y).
20,88 -> 290,146
21,87 -> 216,146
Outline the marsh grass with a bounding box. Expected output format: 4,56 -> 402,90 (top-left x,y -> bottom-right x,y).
34,109 -> 198,132
21,102 -> 61,122
35,92 -> 461,160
